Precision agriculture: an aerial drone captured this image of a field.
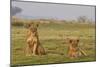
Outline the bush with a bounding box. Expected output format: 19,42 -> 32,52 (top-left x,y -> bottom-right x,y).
11,21 -> 24,26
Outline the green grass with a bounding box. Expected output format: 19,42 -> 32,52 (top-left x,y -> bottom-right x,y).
11,22 -> 96,66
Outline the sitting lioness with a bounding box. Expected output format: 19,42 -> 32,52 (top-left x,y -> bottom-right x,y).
25,22 -> 45,56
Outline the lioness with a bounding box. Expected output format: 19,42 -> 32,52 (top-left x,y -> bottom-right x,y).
25,22 -> 45,56
67,37 -> 80,58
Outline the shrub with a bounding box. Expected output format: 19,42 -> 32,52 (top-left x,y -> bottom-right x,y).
11,21 -> 24,26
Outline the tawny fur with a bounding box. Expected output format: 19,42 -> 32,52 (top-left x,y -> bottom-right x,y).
67,37 -> 79,58
25,23 -> 45,56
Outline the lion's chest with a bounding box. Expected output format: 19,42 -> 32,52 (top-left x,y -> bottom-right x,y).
27,36 -> 38,44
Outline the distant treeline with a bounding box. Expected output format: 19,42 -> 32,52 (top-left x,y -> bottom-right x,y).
11,16 -> 95,27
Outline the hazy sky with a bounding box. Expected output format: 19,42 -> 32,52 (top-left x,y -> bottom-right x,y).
12,1 -> 95,21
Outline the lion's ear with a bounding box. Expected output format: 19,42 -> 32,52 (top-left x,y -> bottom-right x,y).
69,39 -> 72,43
28,23 -> 31,27
24,23 -> 30,28
77,39 -> 79,42
66,38 -> 72,43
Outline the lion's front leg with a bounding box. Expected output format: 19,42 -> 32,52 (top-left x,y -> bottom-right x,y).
32,42 -> 38,56
25,43 -> 32,56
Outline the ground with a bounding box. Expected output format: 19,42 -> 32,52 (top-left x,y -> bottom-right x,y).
11,22 -> 96,66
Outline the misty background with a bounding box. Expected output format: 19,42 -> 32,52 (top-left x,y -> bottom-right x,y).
11,1 -> 95,22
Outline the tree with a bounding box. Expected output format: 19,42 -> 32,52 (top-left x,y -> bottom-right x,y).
77,16 -> 88,23
11,6 -> 22,16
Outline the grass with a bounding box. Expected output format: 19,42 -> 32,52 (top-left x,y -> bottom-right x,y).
11,22 -> 96,66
